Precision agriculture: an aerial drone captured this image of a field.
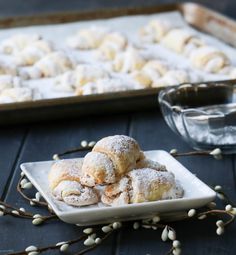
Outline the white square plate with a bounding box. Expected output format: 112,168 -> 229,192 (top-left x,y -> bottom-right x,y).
20,150 -> 216,226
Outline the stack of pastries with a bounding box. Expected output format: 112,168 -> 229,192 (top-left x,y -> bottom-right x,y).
48,135 -> 183,207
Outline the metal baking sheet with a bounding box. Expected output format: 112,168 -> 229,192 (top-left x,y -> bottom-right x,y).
1,2 -> 236,125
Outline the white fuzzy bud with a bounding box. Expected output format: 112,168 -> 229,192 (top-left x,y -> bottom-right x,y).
188,209 -> 196,217
95,237 -> 101,244
112,222 -> 122,229
84,237 -> 95,246
198,214 -> 207,220
22,182 -> 32,189
20,171 -> 25,177
133,222 -> 140,230
102,226 -> 112,233
32,218 -> 44,225
35,192 -> 41,201
20,178 -> 27,187
214,185 -> 222,191
33,214 -> 42,219
142,225 -> 151,229
12,210 -> 20,215
19,207 -> 25,212
216,220 -> 224,227
89,233 -> 96,239
0,211 -> 4,216
230,208 -> 236,215
0,205 -> 5,210
161,226 -> 168,242
60,243 -> 69,252
25,245 -> 38,252
83,228 -> 93,234
28,252 -> 39,255
216,227 -> 224,235
210,148 -> 222,159
173,240 -> 181,248
168,229 -> 176,240
30,201 -> 35,206
152,226 -> 157,230
152,216 -> 160,223
173,247 -> 182,255
53,154 -> 60,160
56,241 -> 66,246
88,141 -> 96,147
217,193 -> 225,200
207,202 -> 216,209
81,140 -> 88,147
225,204 -> 233,212
170,149 -> 178,155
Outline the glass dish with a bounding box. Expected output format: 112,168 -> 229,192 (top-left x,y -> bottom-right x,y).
158,81 -> 236,153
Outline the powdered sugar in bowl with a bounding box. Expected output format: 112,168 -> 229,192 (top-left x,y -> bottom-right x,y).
158,81 -> 236,153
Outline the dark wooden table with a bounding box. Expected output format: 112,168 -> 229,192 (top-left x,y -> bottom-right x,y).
0,1 -> 236,254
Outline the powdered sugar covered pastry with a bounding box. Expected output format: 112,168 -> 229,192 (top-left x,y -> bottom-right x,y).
162,28 -> 204,54
102,168 -> 184,206
152,70 -> 194,88
0,34 -> 41,54
217,65 -> 236,78
19,51 -> 75,79
136,158 -> 166,171
113,47 -> 146,73
81,135 -> 144,186
0,87 -> 40,104
97,32 -> 127,60
140,19 -> 172,43
14,40 -> 55,66
189,46 -> 229,73
131,60 -> 171,87
49,159 -> 99,207
0,60 -> 18,76
0,75 -> 22,92
66,26 -> 109,50
55,64 -> 109,92
76,77 -> 142,95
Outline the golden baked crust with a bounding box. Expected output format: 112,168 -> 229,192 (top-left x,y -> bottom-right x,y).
48,159 -> 83,190
93,135 -> 143,175
136,158 -> 166,171
81,135 -> 144,186
81,151 -> 116,185
48,159 -> 99,206
102,168 -> 183,206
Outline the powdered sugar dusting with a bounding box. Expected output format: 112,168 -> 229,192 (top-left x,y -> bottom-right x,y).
94,135 -> 140,155
51,159 -> 83,179
81,151 -> 116,184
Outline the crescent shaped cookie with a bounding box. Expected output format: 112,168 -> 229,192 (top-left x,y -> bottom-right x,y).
102,168 -> 183,206
81,135 -> 144,186
48,159 -> 99,207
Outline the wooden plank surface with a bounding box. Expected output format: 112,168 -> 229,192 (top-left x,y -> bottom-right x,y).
0,1 -> 236,255
0,115 -> 129,254
0,126 -> 26,198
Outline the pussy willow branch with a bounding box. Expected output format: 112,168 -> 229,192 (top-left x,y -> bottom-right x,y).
53,144 -> 220,160
53,145 -> 93,159
17,176 -> 49,208
197,210 -> 235,226
6,228 -> 116,255
0,199 -> 56,221
75,230 -> 114,255
171,150 -> 211,157
214,189 -> 236,207
6,234 -> 87,255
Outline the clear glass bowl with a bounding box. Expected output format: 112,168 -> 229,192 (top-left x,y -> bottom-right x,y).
158,81 -> 236,153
